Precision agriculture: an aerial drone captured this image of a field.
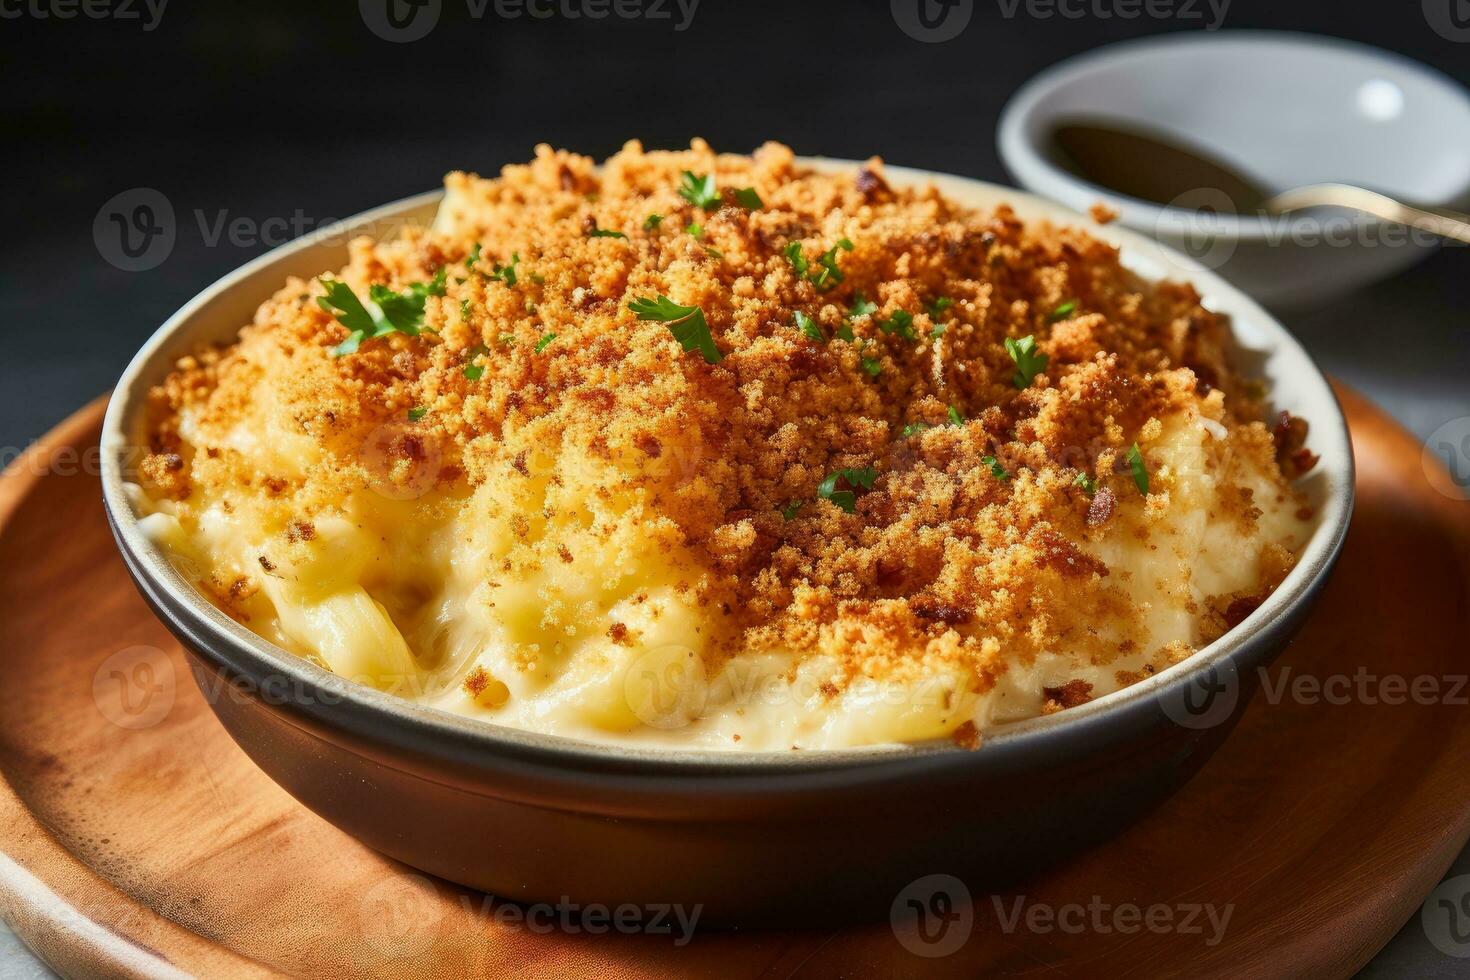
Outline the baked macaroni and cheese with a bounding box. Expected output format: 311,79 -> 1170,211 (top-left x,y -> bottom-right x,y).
133,141 -> 1317,751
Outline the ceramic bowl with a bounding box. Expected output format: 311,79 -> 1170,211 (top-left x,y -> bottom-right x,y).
100,162 -> 1354,924
998,31 -> 1470,308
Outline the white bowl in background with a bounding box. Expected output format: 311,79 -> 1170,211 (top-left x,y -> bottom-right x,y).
998,31 -> 1470,309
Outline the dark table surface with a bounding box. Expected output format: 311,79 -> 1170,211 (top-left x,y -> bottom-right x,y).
3,1 -> 1468,975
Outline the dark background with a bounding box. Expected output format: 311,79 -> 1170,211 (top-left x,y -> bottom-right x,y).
4,0 -> 1469,454
2,1 -> 1467,975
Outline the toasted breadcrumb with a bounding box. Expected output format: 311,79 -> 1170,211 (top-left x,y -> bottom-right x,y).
140,140 -> 1309,703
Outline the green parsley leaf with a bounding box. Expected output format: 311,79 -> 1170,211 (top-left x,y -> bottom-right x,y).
902,422 -> 932,438
780,500 -> 803,520
686,222 -> 704,239
927,296 -> 954,318
931,322 -> 947,339
1005,334 -> 1049,389
734,187 -> 763,209
1050,299 -> 1078,322
1075,471 -> 1097,495
948,405 -> 965,426
319,269 -> 446,357
705,246 -> 723,259
835,322 -> 856,342
794,311 -> 824,343
878,310 -> 918,342
528,273 -> 545,285
459,299 -> 471,321
628,295 -> 722,364
643,214 -> 664,231
982,455 -> 1011,481
488,253 -> 520,287
784,241 -> 809,279
861,353 -> 883,378
810,238 -> 854,291
588,226 -> 627,239
678,171 -> 721,210
817,466 -> 878,514
1127,443 -> 1149,495
463,363 -> 485,380
535,332 -> 557,353
848,294 -> 878,319
464,243 -> 482,271
408,407 -> 428,422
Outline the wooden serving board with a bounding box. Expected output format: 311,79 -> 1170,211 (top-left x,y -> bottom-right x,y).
1,388 -> 1467,979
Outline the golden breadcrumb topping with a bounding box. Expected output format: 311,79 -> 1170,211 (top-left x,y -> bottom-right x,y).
140,140 -> 1311,706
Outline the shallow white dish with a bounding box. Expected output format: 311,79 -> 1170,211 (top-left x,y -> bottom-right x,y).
998,31 -> 1470,308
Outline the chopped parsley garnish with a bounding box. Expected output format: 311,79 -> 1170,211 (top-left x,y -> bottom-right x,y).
535,332 -> 557,353
643,214 -> 664,231
1127,443 -> 1149,495
678,171 -> 721,210
927,297 -> 954,338
1050,299 -> 1078,322
733,187 -> 763,209
686,222 -> 704,239
628,295 -> 722,364
982,455 -> 1011,481
861,352 -> 883,378
794,310 -> 824,343
464,243 -> 482,271
948,405 -> 965,426
780,500 -> 803,520
1075,471 -> 1097,495
785,238 -> 854,291
835,322 -> 856,342
319,268 -> 447,357
1004,334 -> 1049,389
784,241 -> 809,278
462,343 -> 489,380
878,309 -> 918,342
817,466 -> 878,514
497,333 -> 516,346
705,246 -> 723,259
463,363 -> 485,380
408,407 -> 428,422
588,226 -> 627,239
459,299 -> 471,321
810,238 -> 854,290
488,253 -> 520,287
528,273 -> 545,285
848,294 -> 878,319
902,422 -> 932,438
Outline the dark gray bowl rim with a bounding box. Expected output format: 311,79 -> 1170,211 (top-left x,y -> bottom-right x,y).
99,163 -> 1356,788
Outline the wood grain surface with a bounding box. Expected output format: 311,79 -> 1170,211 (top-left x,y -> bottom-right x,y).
0,388 -> 1467,979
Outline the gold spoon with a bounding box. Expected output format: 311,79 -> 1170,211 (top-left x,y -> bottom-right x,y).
1052,120 -> 1470,244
